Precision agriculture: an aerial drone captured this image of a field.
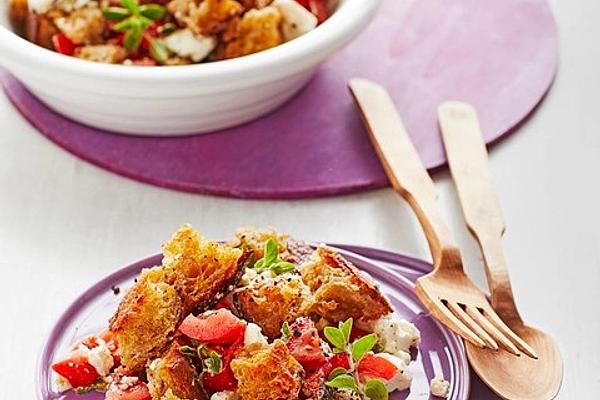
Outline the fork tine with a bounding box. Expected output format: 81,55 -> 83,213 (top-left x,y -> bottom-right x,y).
481,305 -> 539,359
465,305 -> 521,356
445,302 -> 499,350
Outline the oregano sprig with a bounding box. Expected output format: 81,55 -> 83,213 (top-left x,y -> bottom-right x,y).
253,239 -> 296,277
179,344 -> 223,374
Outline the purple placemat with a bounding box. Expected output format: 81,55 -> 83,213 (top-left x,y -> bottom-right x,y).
3,0 -> 558,199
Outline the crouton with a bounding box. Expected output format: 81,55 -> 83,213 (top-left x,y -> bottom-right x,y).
300,246 -> 393,325
168,0 -> 243,36
234,274 -> 312,339
109,274 -> 184,374
231,340 -> 304,400
110,224 -> 246,373
8,0 -> 28,34
53,7 -> 104,44
147,341 -> 208,400
26,12 -> 60,49
233,227 -> 312,264
75,44 -> 127,63
217,6 -> 282,59
239,0 -> 273,9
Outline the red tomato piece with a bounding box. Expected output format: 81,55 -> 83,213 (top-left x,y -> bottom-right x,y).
321,353 -> 351,378
51,34 -> 76,56
51,349 -> 99,388
202,336 -> 244,393
106,381 -> 152,400
296,0 -> 310,7
357,354 -> 398,381
287,317 -> 326,372
179,309 -> 246,345
132,58 -> 158,66
309,0 -> 329,24
215,297 -> 234,310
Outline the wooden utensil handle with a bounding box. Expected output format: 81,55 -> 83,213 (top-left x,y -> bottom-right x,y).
438,101 -> 520,321
349,79 -> 459,268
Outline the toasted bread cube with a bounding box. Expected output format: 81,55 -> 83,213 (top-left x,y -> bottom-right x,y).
26,11 -> 59,49
231,340 -> 304,400
233,227 -> 312,264
53,7 -> 104,44
147,341 -> 208,400
218,6 -> 282,59
300,246 -> 393,325
75,44 -> 127,63
169,0 -> 243,36
234,274 -> 312,339
8,0 -> 29,34
110,275 -> 184,373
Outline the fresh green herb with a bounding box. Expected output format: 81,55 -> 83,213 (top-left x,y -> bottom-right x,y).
281,321 -> 292,341
253,239 -> 297,277
203,350 -> 223,374
149,39 -> 168,64
324,326 -> 347,351
351,333 -> 378,362
180,344 -> 223,374
179,345 -> 197,357
158,22 -> 177,36
325,373 -> 360,392
328,367 -> 349,380
104,0 -> 166,53
364,379 -> 389,400
340,318 -> 353,343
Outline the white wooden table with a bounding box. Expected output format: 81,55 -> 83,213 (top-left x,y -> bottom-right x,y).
0,0 -> 598,397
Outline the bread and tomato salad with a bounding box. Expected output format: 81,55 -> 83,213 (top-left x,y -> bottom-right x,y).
51,224 -> 422,400
9,0 -> 333,65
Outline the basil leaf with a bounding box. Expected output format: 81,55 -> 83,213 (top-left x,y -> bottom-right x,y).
326,373 -> 359,392
270,261 -> 295,276
121,0 -> 140,14
364,379 -> 388,400
103,7 -> 130,21
140,4 -> 166,20
263,239 -> 279,266
123,22 -> 143,52
149,39 -> 168,64
351,333 -> 378,362
328,367 -> 348,380
340,318 -> 353,343
324,327 -> 346,350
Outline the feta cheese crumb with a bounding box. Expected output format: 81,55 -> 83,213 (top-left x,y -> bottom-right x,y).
28,0 -> 54,13
373,315 -> 421,355
210,391 -> 238,400
273,0 -> 318,41
164,29 -> 216,62
56,375 -> 72,392
87,342 -> 114,376
375,353 -> 412,392
244,322 -> 269,347
430,376 -> 450,398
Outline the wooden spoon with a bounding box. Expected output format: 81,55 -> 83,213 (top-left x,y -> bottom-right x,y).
438,101 -> 563,399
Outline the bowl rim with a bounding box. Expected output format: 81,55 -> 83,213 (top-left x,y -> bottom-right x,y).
0,0 -> 382,82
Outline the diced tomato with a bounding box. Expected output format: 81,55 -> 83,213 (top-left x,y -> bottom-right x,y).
179,309 -> 246,345
296,0 -> 309,7
51,349 -> 99,388
51,34 -> 76,56
106,381 -> 152,400
309,0 -> 329,24
202,336 -> 244,393
321,353 -> 351,378
357,354 -> 398,381
287,317 -> 326,372
132,58 -> 158,66
107,32 -> 125,46
215,297 -> 234,310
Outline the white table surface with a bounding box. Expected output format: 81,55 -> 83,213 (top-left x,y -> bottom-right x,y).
1,0 -> 598,398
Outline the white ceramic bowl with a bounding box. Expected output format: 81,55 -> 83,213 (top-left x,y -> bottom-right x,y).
0,0 -> 381,136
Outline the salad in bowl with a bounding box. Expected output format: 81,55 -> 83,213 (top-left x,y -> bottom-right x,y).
48,225 -> 455,400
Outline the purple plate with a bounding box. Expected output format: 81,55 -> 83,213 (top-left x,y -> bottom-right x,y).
37,246 -> 470,400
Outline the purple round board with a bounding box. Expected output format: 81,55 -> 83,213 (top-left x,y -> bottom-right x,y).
3,0 -> 557,199
38,245 -> 476,400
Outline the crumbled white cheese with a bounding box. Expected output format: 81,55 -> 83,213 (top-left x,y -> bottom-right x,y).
373,315 -> 421,355
375,353 -> 412,392
210,391 -> 238,400
273,0 -> 318,41
148,358 -> 161,372
244,323 -> 269,347
56,375 -> 72,392
164,29 -> 216,62
87,342 -> 114,376
430,376 -> 450,398
28,0 -> 54,13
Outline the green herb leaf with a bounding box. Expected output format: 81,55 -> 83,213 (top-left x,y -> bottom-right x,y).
149,39 -> 168,64
203,351 -> 222,374
254,258 -> 266,270
121,0 -> 140,14
123,19 -> 143,52
340,318 -> 353,343
351,333 -> 378,362
113,16 -> 135,32
270,261 -> 295,276
137,14 -> 152,28
158,22 -> 176,36
179,345 -> 197,357
103,7 -> 130,20
263,239 -> 279,266
328,367 -> 348,380
281,321 -> 291,341
324,326 -> 346,350
140,4 -> 166,20
364,379 -> 388,400
326,373 -> 360,392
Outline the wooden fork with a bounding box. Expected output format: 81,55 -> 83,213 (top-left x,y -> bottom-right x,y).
349,78 -> 536,357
